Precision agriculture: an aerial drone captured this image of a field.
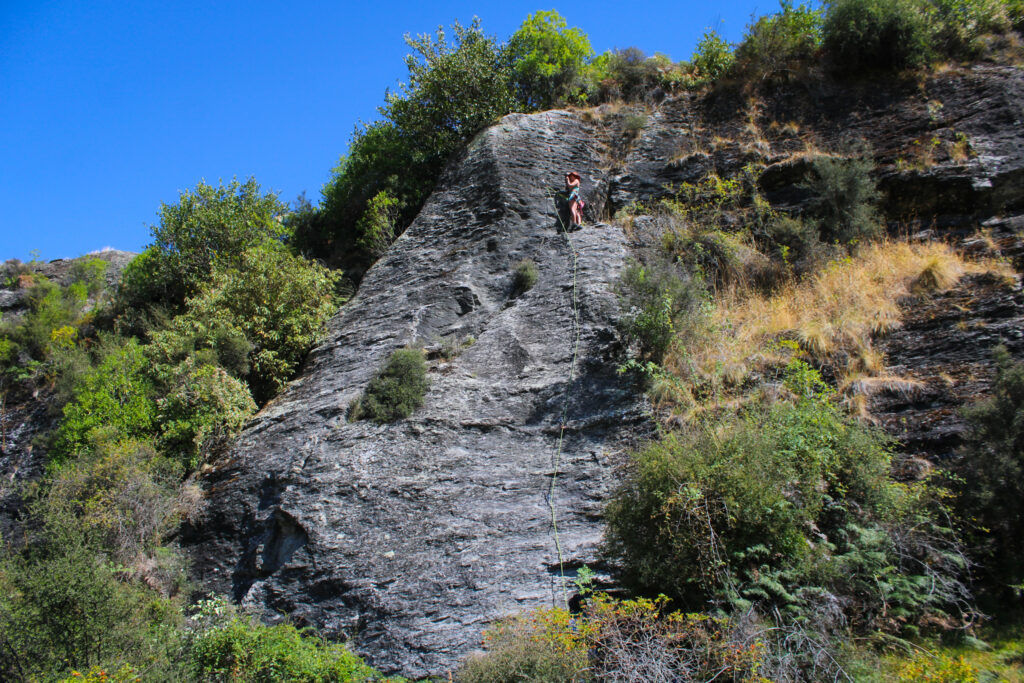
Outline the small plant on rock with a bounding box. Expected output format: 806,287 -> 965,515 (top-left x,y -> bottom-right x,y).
349,348 -> 429,423
512,258 -> 539,296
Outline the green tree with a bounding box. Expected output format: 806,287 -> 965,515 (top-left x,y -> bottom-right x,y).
506,10 -> 594,110
734,1 -> 823,82
383,19 -> 516,176
119,178 -> 289,314
163,241 -> 341,404
52,338 -> 157,462
955,346 -> 1024,605
356,190 -> 400,259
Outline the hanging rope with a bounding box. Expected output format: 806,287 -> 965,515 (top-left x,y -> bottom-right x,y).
547,187 -> 583,610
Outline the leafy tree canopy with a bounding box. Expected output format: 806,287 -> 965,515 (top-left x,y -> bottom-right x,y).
506,10 -> 594,110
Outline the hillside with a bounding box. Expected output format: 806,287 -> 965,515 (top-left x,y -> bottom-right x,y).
185,63 -> 1024,676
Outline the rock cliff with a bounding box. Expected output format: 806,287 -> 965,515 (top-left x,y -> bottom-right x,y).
185,111 -> 650,677
181,64 -> 1023,677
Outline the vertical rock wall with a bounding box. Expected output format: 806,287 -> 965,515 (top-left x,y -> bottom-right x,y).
186,111 -> 649,677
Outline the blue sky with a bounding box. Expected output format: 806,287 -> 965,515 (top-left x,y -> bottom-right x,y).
1,1 -> 775,261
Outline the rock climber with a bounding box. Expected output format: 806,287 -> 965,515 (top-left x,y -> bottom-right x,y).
565,171 -> 585,229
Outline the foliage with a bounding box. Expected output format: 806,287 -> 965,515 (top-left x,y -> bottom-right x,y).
584,49 -> 690,103
506,10 -> 594,110
157,361 -> 256,468
734,1 -> 824,82
0,498 -> 182,681
43,432 -> 179,565
187,598 -> 389,682
954,346 -> 1024,603
52,338 -> 157,462
119,178 -> 289,313
349,348 -> 429,423
511,258 -> 538,296
383,20 -> 515,181
690,30 -> 735,84
929,0 -> 1013,58
170,242 -> 341,403
617,258 -> 708,363
458,594 -> 772,683
605,361 -> 969,632
895,652 -> 980,682
803,154 -> 881,245
355,189 -> 400,259
70,257 -> 109,297
822,0 -> 933,74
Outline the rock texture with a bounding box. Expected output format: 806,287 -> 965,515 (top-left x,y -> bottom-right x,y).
185,111 -> 650,677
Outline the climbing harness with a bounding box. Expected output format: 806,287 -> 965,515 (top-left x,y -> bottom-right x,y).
548,184 -> 583,610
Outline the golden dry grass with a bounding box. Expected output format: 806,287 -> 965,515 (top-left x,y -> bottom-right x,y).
662,239 -> 1008,409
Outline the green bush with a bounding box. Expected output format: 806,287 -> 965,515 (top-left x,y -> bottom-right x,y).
151,241 -> 341,404
350,348 -> 429,423
355,189 -> 400,259
0,501 -> 182,680
188,599 -> 388,682
119,178 -> 290,313
581,48 -> 687,103
52,338 -> 157,462
70,257 -> 108,297
954,346 -> 1024,604
929,0 -> 1013,57
617,258 -> 708,363
690,30 -> 735,84
506,10 -> 594,110
157,361 -> 257,468
511,258 -> 539,296
823,0 -> 932,74
803,154 -> 881,245
734,1 -> 823,82
605,361 -> 969,631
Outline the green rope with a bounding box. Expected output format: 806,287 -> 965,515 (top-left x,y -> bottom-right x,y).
548,191 -> 583,610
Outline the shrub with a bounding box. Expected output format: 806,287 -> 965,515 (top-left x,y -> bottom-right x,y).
953,346 -> 1024,603
0,504 -> 182,680
734,1 -> 823,82
458,595 -> 772,683
511,258 -> 539,296
43,433 -> 179,565
823,0 -> 932,74
803,154 -> 881,245
157,361 -> 257,468
52,338 -> 157,462
506,10 -> 594,110
617,258 -> 708,363
605,361 -> 969,632
583,48 -> 686,103
187,599 -> 387,682
158,241 -> 341,404
355,189 -> 400,259
930,0 -> 1012,58
350,348 -> 429,423
70,257 -> 108,297
121,178 -> 289,312
690,30 -> 735,83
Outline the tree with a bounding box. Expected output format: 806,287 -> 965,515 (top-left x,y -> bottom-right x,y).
506,10 -> 594,110
121,178 -> 289,313
383,19 -> 516,172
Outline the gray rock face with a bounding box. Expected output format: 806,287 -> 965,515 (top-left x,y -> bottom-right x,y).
186,111 -> 649,677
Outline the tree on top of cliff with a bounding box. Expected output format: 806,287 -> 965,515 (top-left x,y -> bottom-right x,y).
506,10 -> 594,110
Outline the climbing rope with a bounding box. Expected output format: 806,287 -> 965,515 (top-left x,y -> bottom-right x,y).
547,186 -> 583,610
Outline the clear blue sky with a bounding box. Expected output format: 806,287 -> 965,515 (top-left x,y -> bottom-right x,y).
1,1 -> 774,261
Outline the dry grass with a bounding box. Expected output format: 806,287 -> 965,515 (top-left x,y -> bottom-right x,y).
662,239 -> 1007,408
